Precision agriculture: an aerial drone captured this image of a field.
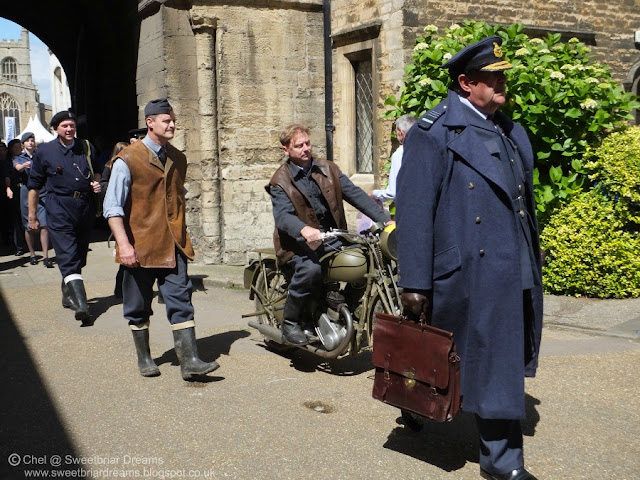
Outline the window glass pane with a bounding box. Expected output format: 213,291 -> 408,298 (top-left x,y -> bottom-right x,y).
0,94 -> 21,139
355,59 -> 373,174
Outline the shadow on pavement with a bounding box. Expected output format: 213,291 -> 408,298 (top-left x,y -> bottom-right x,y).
88,294 -> 122,323
0,289 -> 81,478
381,393 -> 541,473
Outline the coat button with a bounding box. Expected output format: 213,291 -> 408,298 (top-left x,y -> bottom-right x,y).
479,249 -> 485,257
475,216 -> 481,224
518,184 -> 522,192
468,182 -> 474,190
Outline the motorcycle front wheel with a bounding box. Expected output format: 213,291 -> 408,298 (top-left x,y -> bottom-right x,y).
367,290 -> 399,345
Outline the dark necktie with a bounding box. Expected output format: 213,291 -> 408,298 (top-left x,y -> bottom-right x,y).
158,147 -> 167,165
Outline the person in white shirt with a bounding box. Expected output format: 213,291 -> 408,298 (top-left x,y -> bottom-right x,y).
371,114 -> 417,202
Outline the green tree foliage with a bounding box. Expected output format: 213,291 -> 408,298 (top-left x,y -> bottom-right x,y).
541,127 -> 640,298
384,20 -> 640,228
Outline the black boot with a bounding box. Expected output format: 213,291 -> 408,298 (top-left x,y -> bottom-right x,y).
61,281 -> 78,310
282,297 -> 309,346
172,327 -> 220,380
67,279 -> 93,326
131,329 -> 161,377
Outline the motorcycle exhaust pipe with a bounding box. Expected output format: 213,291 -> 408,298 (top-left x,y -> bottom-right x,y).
247,321 -> 286,345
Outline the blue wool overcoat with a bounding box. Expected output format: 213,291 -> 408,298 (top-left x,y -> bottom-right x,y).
395,90 -> 543,420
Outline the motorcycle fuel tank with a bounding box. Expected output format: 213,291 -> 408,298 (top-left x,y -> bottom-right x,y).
321,247 -> 367,283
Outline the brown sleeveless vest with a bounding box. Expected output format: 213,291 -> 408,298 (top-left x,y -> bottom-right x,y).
115,140 -> 194,268
267,158 -> 347,263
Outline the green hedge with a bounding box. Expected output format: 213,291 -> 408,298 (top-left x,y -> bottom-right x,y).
541,127 -> 640,298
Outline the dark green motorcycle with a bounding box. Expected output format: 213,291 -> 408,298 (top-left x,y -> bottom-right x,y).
243,223 -> 401,359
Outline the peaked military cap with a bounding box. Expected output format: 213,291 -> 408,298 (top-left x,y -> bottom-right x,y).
442,35 -> 512,79
144,98 -> 173,117
50,110 -> 77,129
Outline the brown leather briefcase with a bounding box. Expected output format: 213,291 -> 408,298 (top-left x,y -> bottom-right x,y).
372,312 -> 461,422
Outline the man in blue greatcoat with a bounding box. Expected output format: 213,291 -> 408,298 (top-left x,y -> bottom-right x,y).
28,110 -> 102,326
396,36 -> 543,480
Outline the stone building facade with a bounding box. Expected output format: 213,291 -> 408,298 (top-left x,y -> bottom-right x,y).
135,0 -> 640,265
0,28 -> 49,141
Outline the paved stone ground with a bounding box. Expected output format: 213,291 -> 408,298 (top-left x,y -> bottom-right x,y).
0,237 -> 638,479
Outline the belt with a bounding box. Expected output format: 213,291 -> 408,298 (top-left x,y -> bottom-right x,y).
57,191 -> 90,199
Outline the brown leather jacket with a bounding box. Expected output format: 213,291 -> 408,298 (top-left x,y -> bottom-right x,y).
115,140 -> 194,268
267,158 -> 347,264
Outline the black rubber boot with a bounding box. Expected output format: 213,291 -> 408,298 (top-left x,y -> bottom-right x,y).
61,281 -> 78,310
67,279 -> 93,326
172,327 -> 220,380
131,329 -> 161,377
281,297 -> 309,346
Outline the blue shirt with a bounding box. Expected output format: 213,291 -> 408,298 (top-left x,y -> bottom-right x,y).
28,137 -> 97,196
103,136 -> 166,218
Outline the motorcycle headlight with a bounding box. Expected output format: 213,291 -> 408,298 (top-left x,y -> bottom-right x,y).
379,224 -> 397,261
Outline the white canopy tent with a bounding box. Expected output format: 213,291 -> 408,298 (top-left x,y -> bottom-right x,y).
17,116 -> 55,144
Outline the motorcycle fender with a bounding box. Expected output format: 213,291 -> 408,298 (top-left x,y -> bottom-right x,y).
244,260 -> 260,294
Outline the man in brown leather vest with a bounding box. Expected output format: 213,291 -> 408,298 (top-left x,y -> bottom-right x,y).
103,99 -> 219,380
267,124 -> 390,345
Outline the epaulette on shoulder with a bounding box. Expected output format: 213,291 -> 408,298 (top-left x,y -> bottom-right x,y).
418,104 -> 447,131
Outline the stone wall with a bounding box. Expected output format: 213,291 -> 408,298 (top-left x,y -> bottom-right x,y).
140,1 -> 325,265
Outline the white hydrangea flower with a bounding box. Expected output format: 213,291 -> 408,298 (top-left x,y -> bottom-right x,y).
561,64 -> 574,70
515,48 -> 529,56
549,71 -> 565,80
580,99 -> 598,110
530,38 -> 544,45
442,52 -> 452,60
538,48 -> 551,54
414,42 -> 429,51
448,24 -> 461,31
568,37 -> 580,44
419,77 -> 431,86
586,77 -> 599,83
424,25 -> 438,34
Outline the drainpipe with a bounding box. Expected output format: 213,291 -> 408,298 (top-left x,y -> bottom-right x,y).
323,0 -> 334,161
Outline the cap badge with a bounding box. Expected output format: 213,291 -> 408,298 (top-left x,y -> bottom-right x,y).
493,42 -> 504,59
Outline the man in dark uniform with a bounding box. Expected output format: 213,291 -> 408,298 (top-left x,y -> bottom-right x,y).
28,110 -> 102,326
103,99 -> 219,381
267,124 -> 390,345
396,37 -> 543,480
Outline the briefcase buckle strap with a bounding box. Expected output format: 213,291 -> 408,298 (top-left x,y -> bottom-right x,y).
384,354 -> 391,381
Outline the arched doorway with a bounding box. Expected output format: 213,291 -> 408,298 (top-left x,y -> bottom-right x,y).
0,0 -> 140,146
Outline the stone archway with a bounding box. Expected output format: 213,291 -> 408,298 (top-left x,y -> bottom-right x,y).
0,0 -> 140,145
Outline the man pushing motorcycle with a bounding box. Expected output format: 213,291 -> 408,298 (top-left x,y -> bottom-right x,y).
267,124 -> 391,345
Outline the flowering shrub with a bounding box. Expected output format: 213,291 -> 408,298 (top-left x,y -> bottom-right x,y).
384,21 -> 640,228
